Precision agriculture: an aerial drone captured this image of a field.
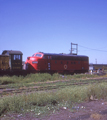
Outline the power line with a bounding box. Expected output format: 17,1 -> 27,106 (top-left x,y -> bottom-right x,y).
79,45 -> 107,52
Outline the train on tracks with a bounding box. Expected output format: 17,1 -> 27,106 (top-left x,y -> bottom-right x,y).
0,50 -> 89,75
0,50 -> 24,75
25,52 -> 89,74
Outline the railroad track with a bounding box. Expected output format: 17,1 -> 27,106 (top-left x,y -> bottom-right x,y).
0,77 -> 107,96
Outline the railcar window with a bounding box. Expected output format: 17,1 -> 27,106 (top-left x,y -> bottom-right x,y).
36,54 -> 42,57
32,54 -> 35,57
43,55 -> 46,59
13,55 -> 21,60
32,54 -> 42,57
55,61 -> 57,64
5,52 -> 9,55
49,56 -> 52,59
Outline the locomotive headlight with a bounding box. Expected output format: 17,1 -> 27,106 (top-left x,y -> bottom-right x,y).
32,61 -> 38,64
31,58 -> 36,60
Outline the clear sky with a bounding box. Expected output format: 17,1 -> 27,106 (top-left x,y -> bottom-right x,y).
0,0 -> 107,64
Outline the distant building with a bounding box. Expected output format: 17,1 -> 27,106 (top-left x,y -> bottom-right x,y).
89,64 -> 107,70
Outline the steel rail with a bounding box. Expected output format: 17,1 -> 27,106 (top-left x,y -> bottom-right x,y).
0,78 -> 107,97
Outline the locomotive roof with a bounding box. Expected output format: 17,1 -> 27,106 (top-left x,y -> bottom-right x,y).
2,50 -> 23,55
41,52 -> 88,58
0,54 -> 9,57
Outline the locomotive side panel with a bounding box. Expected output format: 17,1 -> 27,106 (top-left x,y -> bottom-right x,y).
38,59 -> 48,71
49,55 -> 88,74
0,55 -> 9,70
81,57 -> 89,73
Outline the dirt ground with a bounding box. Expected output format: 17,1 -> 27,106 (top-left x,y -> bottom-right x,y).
1,100 -> 107,120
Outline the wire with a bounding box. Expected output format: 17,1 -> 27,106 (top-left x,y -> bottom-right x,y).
79,45 -> 107,52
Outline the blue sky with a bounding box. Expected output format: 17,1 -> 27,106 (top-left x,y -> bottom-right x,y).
0,0 -> 107,64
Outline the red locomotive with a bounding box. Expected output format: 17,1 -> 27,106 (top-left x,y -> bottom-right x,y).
25,52 -> 89,74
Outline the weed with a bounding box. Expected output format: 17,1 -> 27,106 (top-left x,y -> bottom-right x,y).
0,73 -> 107,116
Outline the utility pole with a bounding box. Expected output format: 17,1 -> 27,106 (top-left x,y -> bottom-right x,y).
70,43 -> 78,55
95,59 -> 97,64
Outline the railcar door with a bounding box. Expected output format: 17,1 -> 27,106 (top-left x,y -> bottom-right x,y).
47,56 -> 51,70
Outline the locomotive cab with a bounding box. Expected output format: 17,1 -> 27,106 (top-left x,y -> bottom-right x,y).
2,50 -> 23,71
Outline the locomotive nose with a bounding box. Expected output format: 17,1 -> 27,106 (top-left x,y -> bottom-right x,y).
27,57 -> 30,60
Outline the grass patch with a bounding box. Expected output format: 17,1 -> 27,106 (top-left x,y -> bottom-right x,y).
1,82 -> 107,116
1,73 -> 107,117
0,73 -> 104,86
0,73 -> 106,88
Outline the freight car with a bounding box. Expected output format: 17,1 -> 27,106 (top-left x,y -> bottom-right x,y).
25,52 -> 89,74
